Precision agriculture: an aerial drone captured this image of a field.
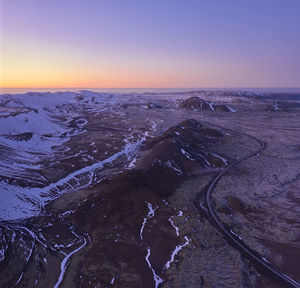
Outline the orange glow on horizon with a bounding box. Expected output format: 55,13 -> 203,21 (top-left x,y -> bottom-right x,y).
1,1 -> 300,89
1,33 -> 298,89
0,37 -> 201,89
0,34 -> 273,89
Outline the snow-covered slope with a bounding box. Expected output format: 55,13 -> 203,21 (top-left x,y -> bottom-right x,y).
0,91 -> 122,220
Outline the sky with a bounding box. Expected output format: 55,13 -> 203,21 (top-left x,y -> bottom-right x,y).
0,0 -> 300,88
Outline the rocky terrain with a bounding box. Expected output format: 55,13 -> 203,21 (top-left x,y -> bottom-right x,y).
0,90 -> 299,287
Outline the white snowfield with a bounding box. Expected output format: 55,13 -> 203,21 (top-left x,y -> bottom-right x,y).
0,91 -> 146,221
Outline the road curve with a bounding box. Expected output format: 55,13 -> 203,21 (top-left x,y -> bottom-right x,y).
200,120 -> 300,288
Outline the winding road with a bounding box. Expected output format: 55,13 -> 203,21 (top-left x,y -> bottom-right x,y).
201,121 -> 300,288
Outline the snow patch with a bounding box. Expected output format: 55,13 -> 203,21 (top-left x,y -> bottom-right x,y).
140,202 -> 157,240
165,160 -> 183,175
180,148 -> 194,160
205,101 -> 215,111
226,105 -> 237,112
164,236 -> 190,270
211,152 -> 228,165
230,229 -> 242,240
53,236 -> 87,288
274,102 -> 280,111
128,157 -> 137,168
168,217 -> 179,236
145,247 -> 163,288
0,136 -> 145,221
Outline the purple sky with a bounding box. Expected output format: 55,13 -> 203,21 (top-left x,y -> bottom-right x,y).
1,0 -> 300,88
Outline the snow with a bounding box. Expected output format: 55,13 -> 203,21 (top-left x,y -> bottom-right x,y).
273,102 -> 280,111
0,91 -> 145,220
140,202 -> 157,240
140,219 -> 148,240
230,229 -> 242,240
262,257 -> 270,264
60,210 -> 74,218
199,202 -> 207,211
128,157 -> 137,168
53,236 -> 87,288
0,181 -> 43,220
0,108 -> 70,186
146,201 -> 156,217
164,236 -> 190,270
197,153 -> 210,166
13,272 -> 24,287
145,247 -> 163,288
168,217 -> 179,236
165,160 -> 183,175
162,199 -> 169,205
0,248 -> 5,262
17,226 -> 48,249
73,118 -> 88,128
180,148 -> 194,160
150,121 -> 157,133
205,101 -> 215,111
211,152 -> 228,165
225,105 -> 237,112
0,91 -> 122,220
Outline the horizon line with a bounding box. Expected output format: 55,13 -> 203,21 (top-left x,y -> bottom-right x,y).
2,86 -> 300,89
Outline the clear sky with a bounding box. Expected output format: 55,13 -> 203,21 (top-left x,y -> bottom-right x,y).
0,0 -> 300,88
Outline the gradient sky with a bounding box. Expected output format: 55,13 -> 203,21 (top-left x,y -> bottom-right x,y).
1,0 -> 300,88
